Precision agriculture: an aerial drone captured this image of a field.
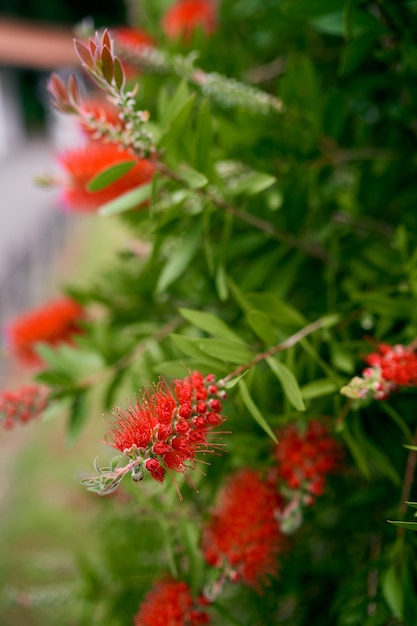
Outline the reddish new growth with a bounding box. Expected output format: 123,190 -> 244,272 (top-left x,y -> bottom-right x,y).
163,0 -> 217,42
58,141 -> 155,212
6,297 -> 84,366
202,469 -> 284,589
0,385 -> 49,430
274,421 -> 342,502
134,579 -> 210,626
107,371 -> 226,496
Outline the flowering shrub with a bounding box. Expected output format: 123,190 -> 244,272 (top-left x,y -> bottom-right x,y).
3,1 -> 417,624
0,385 -> 49,430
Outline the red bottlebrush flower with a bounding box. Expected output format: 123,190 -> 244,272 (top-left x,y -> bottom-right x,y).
58,141 -> 155,212
163,0 -> 217,42
0,385 -> 49,429
365,343 -> 417,388
274,421 -> 342,502
134,578 -> 210,626
6,297 -> 84,366
78,96 -> 122,138
105,372 -> 227,498
202,469 -> 285,589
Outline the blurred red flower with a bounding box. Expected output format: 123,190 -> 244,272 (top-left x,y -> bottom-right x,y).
0,385 -> 49,429
111,27 -> 156,77
163,0 -> 217,42
6,297 -> 84,366
134,579 -> 210,626
202,468 -> 285,589
365,343 -> 417,387
58,141 -> 155,212
274,421 -> 342,501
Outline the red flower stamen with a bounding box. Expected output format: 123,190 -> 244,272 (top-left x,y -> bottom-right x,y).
202,469 -> 285,589
273,421 -> 342,503
134,578 -> 210,625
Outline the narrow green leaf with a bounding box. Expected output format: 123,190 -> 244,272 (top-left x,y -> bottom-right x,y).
177,167 -> 208,189
98,183 -> 153,216
301,378 -> 339,400
158,95 -> 196,149
388,520 -> 417,530
382,566 -> 404,619
179,308 -> 244,343
87,161 -> 136,192
195,338 -> 252,364
247,310 -> 275,345
266,356 -> 305,411
247,293 -> 307,326
230,171 -> 276,197
194,100 -> 213,174
170,335 -> 227,369
238,380 -> 277,442
68,391 -> 89,445
156,223 -> 202,293
405,502 -> 417,510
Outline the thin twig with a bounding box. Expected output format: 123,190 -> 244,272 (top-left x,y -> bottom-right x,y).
223,316 -> 328,383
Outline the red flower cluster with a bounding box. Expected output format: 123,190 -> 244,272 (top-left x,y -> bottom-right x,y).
6,297 -> 84,366
134,579 -> 210,626
202,469 -> 284,588
163,0 -> 217,42
365,343 -> 417,387
0,385 -> 49,429
274,421 -> 342,502
107,371 -> 226,494
58,141 -> 155,212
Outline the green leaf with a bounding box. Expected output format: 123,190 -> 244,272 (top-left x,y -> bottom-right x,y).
405,501 -> 417,510
246,293 -> 307,326
87,160 -> 137,191
238,380 -> 277,442
170,335 -> 228,369
247,310 -> 275,344
179,308 -> 244,343
156,222 -> 202,293
98,183 -> 153,216
230,171 -> 276,197
178,167 -> 208,189
194,338 -> 252,364
266,356 -> 305,411
301,378 -> 339,400
194,100 -> 213,174
382,566 -> 404,619
68,391 -> 89,445
388,521 -> 417,530
158,94 -> 196,150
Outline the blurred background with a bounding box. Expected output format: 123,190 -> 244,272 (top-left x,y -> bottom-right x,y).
0,3 -> 132,624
